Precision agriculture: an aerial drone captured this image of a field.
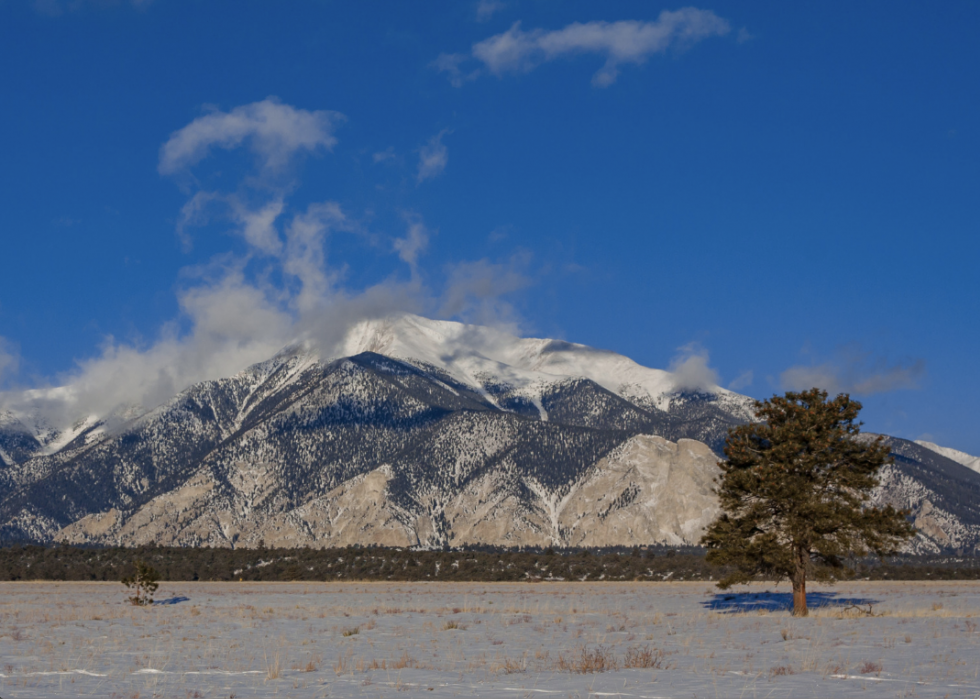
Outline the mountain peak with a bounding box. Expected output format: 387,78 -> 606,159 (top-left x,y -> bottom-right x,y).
332,313 -> 719,413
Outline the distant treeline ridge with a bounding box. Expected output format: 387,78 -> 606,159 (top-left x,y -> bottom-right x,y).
1,544 -> 978,583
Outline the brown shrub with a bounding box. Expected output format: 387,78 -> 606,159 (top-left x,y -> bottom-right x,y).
859,661 -> 882,675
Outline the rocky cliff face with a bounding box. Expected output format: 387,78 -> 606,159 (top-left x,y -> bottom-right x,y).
1,315 -> 978,553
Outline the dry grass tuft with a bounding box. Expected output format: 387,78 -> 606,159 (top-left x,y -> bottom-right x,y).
623,645 -> 667,669
341,626 -> 359,637
334,648 -> 353,674
500,654 -> 527,674
292,656 -> 323,672
555,645 -> 617,673
390,651 -> 417,669
769,665 -> 794,677
265,650 -> 284,680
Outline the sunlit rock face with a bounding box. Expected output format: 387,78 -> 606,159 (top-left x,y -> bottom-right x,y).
2,315 -> 978,552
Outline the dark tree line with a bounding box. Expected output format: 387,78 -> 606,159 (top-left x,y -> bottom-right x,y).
0,543 -> 975,583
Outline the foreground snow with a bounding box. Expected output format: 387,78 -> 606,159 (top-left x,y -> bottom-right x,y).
0,581 -> 977,698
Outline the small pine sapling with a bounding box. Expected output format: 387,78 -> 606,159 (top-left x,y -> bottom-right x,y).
121,559 -> 161,606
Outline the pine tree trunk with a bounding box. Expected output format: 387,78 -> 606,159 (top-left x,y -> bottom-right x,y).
792,547 -> 808,617
792,577 -> 807,616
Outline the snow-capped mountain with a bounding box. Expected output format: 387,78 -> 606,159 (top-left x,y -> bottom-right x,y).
340,316 -> 754,411
1,314 -> 978,553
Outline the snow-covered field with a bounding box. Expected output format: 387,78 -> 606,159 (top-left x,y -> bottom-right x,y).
0,580 -> 977,698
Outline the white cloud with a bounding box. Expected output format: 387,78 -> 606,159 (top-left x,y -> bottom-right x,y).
475,0 -> 504,22
1,205 -> 413,429
432,53 -> 469,88
0,337 -> 19,388
455,9 -> 731,87
373,147 -> 396,163
780,355 -> 925,396
438,254 -> 531,327
231,197 -> 286,256
432,53 -> 482,88
5,225 -> 531,426
158,98 -> 343,176
0,101 -> 539,432
727,370 -> 754,391
668,343 -> 720,393
282,201 -> 348,314
174,191 -> 217,251
3,264 -> 298,429
488,224 -> 512,243
417,130 -> 450,183
175,192 -> 286,255
393,219 -> 430,278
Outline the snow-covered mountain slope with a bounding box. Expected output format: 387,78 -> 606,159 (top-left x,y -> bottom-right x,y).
0,314 -> 749,467
1,313 -> 978,553
915,440 -> 980,475
338,315 -> 756,420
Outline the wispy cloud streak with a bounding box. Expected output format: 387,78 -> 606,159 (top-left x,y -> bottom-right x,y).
417,130 -> 450,183
781,353 -> 925,396
159,98 -> 343,177
437,9 -> 731,87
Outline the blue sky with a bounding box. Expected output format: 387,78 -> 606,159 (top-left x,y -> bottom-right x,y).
0,1 -> 978,453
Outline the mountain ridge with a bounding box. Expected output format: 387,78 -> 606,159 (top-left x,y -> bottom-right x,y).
1,314 -> 977,554
916,440 -> 980,475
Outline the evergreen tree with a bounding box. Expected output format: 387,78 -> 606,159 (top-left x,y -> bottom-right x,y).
121,559 -> 160,606
701,388 -> 915,616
